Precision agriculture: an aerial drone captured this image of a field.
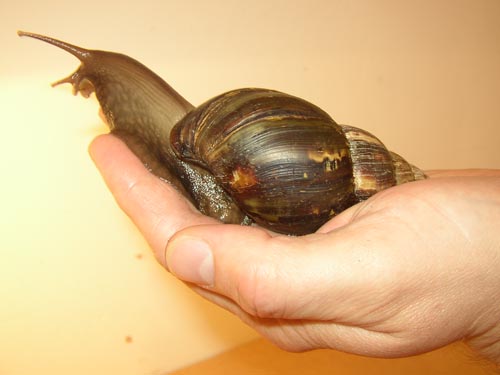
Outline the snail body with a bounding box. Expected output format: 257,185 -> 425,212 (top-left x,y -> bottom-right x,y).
19,31 -> 425,235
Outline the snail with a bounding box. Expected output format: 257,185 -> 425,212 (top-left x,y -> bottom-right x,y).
18,31 -> 425,235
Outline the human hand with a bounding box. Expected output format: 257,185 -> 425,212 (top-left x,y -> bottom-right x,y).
89,134 -> 500,365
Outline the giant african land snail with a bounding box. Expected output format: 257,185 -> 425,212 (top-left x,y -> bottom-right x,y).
18,31 -> 425,235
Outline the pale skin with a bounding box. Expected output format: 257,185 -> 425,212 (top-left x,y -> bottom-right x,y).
89,134 -> 500,367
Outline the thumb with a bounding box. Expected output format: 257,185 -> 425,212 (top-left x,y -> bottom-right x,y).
165,223 -> 365,320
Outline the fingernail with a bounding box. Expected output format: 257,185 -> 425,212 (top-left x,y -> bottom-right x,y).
165,238 -> 214,286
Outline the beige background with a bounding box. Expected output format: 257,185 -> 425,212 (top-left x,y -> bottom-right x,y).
1,0 -> 499,374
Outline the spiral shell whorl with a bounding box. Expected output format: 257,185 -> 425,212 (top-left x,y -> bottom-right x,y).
171,88 -> 358,234
342,125 -> 426,200
171,88 -> 426,234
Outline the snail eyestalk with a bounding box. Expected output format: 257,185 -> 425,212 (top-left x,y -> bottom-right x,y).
17,31 -> 93,95
17,30 -> 90,61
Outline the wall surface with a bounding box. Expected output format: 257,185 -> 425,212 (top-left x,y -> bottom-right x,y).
1,1 -> 499,374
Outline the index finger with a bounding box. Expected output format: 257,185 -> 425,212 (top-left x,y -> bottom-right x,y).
88,134 -> 217,264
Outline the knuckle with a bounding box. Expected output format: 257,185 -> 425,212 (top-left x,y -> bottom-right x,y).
121,175 -> 152,209
235,260 -> 287,319
272,339 -> 313,353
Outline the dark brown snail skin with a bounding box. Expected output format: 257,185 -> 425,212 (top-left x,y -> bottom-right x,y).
18,31 -> 426,235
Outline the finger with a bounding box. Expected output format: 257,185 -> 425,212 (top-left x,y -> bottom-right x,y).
190,285 -> 417,357
188,285 -> 331,353
165,222 -> 389,321
187,285 -> 323,352
88,134 -> 216,264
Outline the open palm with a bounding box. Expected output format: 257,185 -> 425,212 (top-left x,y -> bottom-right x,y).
90,134 -> 500,365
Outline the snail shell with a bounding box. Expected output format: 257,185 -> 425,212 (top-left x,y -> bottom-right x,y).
171,88 -> 424,234
18,31 -> 425,235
